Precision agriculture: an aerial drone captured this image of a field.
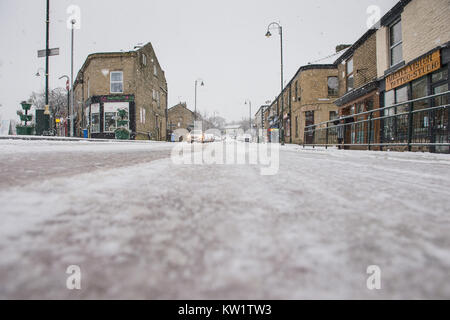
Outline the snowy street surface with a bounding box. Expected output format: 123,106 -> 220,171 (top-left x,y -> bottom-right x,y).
0,139 -> 449,299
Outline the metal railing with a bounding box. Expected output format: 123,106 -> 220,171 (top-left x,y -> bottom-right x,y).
303,91 -> 450,154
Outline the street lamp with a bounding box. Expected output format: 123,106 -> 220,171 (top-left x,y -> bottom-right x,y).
35,68 -> 46,77
70,18 -> 76,137
59,75 -> 70,137
194,78 -> 205,122
265,21 -> 285,145
245,100 -> 252,134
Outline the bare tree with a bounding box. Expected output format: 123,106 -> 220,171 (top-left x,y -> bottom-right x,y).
28,87 -> 68,120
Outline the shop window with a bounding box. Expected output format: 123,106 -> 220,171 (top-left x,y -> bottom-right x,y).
91,113 -> 100,133
432,68 -> 448,83
390,20 -> 403,66
384,86 -> 409,142
346,58 -> 354,92
104,112 -> 116,132
412,77 -> 428,111
110,71 -> 123,93
328,77 -> 339,96
105,109 -> 129,133
434,83 -> 449,107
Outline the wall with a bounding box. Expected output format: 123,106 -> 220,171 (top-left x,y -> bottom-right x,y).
134,43 -> 168,141
402,0 -> 450,63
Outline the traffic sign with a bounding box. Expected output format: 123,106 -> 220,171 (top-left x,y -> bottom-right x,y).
38,48 -> 60,58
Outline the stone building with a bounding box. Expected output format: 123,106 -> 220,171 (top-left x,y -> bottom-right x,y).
330,0 -> 450,153
254,105 -> 269,142
287,65 -> 341,145
333,29 -> 382,150
168,103 -> 195,134
73,42 -> 168,141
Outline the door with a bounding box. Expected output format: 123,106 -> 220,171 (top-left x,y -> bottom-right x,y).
305,111 -> 315,144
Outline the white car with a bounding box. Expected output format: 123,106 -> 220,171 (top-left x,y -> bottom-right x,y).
188,130 -> 204,143
237,134 -> 252,143
204,134 -> 216,143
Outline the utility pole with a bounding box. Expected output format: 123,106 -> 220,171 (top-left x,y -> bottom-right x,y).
45,0 -> 50,114
280,25 -> 285,145
70,19 -> 75,137
266,22 -> 285,145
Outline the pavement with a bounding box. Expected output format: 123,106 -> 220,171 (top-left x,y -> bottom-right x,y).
0,139 -> 449,299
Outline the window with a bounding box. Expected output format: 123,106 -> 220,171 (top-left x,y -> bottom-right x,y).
346,58 -> 354,92
91,113 -> 100,133
295,116 -> 299,138
329,111 -> 338,121
295,81 -> 298,101
91,104 -> 100,133
328,77 -> 339,96
390,20 -> 403,67
142,54 -> 147,66
153,65 -> 158,77
140,107 -> 146,124
432,68 -> 448,83
110,71 -> 123,93
104,104 -> 129,133
384,85 -> 409,142
104,112 -> 117,132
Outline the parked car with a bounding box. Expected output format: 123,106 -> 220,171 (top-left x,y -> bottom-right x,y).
204,133 -> 215,143
188,130 -> 204,143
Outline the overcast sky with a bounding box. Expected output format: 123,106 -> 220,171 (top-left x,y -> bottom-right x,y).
0,0 -> 399,122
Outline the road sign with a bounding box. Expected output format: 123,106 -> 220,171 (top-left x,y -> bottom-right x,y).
37,48 -> 60,58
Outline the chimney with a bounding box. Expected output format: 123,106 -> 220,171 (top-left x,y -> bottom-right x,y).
336,44 -> 352,53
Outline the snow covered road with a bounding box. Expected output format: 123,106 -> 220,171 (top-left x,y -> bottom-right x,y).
0,140 -> 449,299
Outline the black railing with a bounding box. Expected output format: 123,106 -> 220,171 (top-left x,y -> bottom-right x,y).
303,91 -> 450,154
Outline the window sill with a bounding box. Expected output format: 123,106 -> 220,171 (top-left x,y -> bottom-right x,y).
384,61 -> 405,76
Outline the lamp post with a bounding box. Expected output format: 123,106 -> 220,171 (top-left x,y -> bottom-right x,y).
59,75 -> 70,137
266,22 -> 285,145
194,78 -> 205,123
45,0 -> 50,116
70,19 -> 76,137
245,100 -> 252,134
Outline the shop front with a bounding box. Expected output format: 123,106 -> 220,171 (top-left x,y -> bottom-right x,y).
380,45 -> 450,153
335,81 -> 381,150
84,95 -> 136,140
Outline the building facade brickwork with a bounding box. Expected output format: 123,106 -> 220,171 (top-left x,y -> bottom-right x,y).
168,103 -> 195,134
73,42 -> 168,141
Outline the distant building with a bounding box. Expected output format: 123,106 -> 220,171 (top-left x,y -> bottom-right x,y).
73,42 -> 168,141
224,124 -> 241,139
255,105 -> 269,142
168,103 -> 195,133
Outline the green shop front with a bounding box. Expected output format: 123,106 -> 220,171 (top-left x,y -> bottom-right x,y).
84,95 -> 136,140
